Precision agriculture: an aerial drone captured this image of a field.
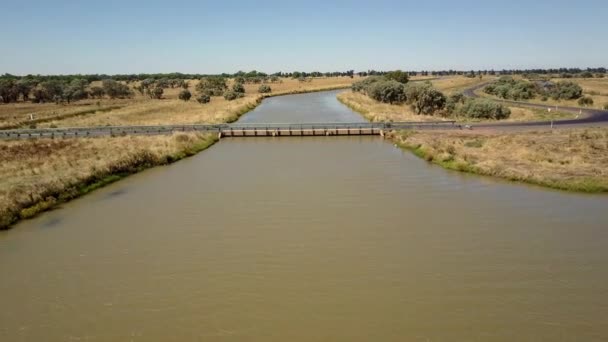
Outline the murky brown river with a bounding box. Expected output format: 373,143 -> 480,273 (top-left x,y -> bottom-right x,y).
1,90 -> 608,341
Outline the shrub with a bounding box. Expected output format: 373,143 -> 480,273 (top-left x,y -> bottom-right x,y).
89,86 -> 105,98
508,81 -> 535,100
458,99 -> 511,120
196,94 -> 211,104
385,70 -> 409,84
604,104 -> 608,110
551,81 -> 583,100
62,78 -> 89,103
223,90 -> 244,101
258,84 -> 272,93
367,80 -> 406,104
484,77 -> 535,100
446,93 -> 465,113
405,82 -> 447,115
351,76 -> 385,93
412,87 -> 446,115
232,82 -> 245,93
195,77 -> 227,96
102,79 -> 133,99
178,89 -> 192,101
405,82 -> 430,104
147,86 -> 163,99
577,96 -> 594,106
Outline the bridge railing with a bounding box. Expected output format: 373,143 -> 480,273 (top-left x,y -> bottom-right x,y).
0,121 -> 459,139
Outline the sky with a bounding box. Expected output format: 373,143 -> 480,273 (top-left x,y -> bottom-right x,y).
1,0 -> 607,75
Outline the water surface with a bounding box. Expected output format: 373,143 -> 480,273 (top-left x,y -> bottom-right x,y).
1,90 -> 608,341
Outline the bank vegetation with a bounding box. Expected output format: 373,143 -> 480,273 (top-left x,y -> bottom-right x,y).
392,128 -> 608,192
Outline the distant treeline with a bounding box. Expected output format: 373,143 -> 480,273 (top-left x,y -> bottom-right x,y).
1,68 -> 605,82
0,70 -> 356,83
360,67 -> 607,78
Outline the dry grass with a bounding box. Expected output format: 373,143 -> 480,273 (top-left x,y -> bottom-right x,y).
431,76 -> 494,94
0,100 -> 127,129
392,128 -> 608,192
0,133 -> 217,229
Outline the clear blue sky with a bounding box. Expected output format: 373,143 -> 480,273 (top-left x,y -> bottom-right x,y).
2,0 -> 607,75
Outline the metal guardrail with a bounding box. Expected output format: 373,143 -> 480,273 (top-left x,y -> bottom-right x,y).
0,121 -> 459,139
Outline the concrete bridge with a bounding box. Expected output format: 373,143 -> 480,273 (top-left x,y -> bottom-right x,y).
0,121 -> 460,139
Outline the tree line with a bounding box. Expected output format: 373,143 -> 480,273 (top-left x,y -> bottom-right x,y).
2,67 -> 605,84
0,78 -> 133,104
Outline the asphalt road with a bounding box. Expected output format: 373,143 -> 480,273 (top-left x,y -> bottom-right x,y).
462,82 -> 608,129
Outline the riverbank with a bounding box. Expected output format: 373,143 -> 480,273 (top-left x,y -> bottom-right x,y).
0,133 -> 218,230
336,83 -> 607,193
390,128 -> 608,193
0,82 -> 356,230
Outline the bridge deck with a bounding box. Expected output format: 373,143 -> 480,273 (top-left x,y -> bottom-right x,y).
0,121 -> 459,139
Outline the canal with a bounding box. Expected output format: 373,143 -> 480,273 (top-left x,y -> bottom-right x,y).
1,90 -> 608,341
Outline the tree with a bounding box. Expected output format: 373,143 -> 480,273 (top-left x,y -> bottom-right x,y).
351,76 -> 385,93
551,81 -> 583,100
196,77 -> 227,96
368,80 -> 406,104
404,82 -> 447,115
179,89 -> 192,101
413,88 -> 446,115
62,79 -> 89,103
90,86 -> 105,99
0,79 -> 18,103
14,79 -> 36,101
33,80 -> 65,103
102,79 -> 133,99
446,93 -> 465,113
258,84 -> 272,93
385,70 -> 409,84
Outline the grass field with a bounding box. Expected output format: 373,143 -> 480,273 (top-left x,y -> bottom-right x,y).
0,77 -> 357,129
430,76 -> 493,95
392,128 -> 608,192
